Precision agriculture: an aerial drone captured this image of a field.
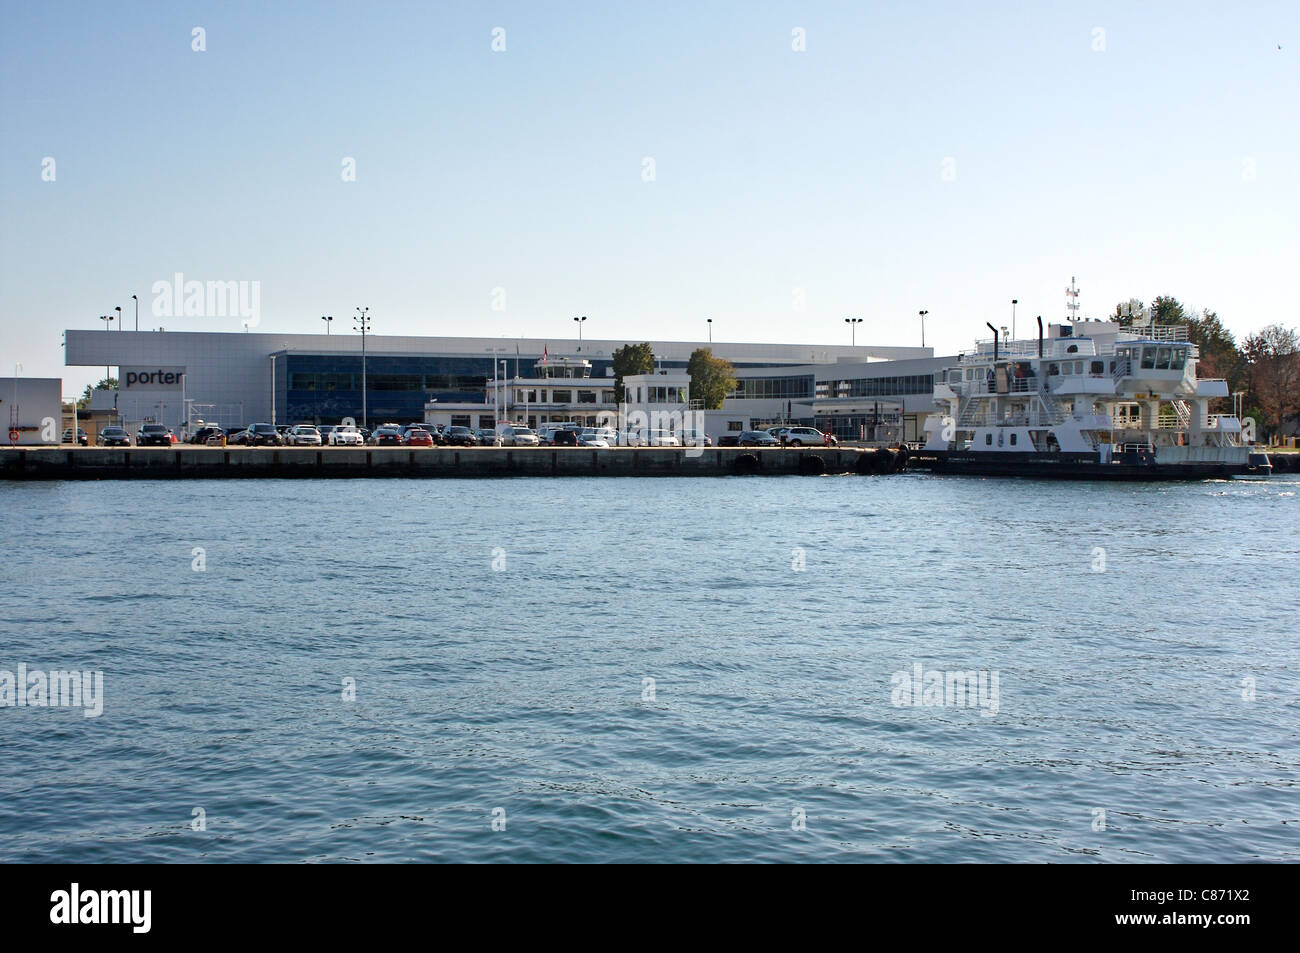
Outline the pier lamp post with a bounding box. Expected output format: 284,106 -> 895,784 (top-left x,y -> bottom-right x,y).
844,317 -> 862,346
321,315 -> 333,335
115,305 -> 122,332
269,353 -> 278,427
132,294 -> 138,331
574,315 -> 587,347
354,307 -> 370,429
98,314 -> 113,381
706,318 -> 712,343
918,310 -> 928,348
1011,299 -> 1018,341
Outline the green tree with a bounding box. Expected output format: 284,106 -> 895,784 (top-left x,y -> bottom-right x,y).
1184,309 -> 1245,397
611,342 -> 654,403
1242,324 -> 1300,439
1112,298 -> 1147,326
77,377 -> 118,410
1150,295 -> 1187,325
686,348 -> 737,409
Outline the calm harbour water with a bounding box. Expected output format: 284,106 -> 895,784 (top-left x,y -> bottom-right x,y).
1,472 -> 1297,863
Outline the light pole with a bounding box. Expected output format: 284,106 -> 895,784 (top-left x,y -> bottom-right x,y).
269,354 -> 277,427
115,305 -> 122,332
354,307 -> 370,429
132,294 -> 138,331
706,318 -> 712,343
1011,299 -> 1018,341
574,315 -> 586,347
845,317 -> 862,346
918,310 -> 928,348
321,314 -> 333,335
98,314 -> 113,381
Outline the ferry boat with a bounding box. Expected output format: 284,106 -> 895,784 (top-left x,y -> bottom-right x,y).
909,315 -> 1272,480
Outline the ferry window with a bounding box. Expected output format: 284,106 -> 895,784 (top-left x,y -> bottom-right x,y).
1049,363 -> 1059,376
985,433 -> 992,445
1156,347 -> 1171,370
1010,433 -> 1018,445
1140,347 -> 1156,369
1091,361 -> 1104,375
1171,348 -> 1187,371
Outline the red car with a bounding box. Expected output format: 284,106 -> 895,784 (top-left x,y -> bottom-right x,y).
404,429 -> 434,447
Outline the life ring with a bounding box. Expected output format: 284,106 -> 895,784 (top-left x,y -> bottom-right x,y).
8,429 -> 18,444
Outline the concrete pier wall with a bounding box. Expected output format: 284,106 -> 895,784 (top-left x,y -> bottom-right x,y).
0,446 -> 872,480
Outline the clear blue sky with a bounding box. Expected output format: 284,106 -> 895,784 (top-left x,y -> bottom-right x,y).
3,1 -> 1297,395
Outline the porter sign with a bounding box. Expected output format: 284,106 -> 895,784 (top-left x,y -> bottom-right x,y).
122,367 -> 186,390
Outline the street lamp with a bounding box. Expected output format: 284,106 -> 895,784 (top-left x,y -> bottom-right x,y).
1011,299 -> 1018,341
845,317 -> 863,346
115,305 -> 122,332
98,314 -> 113,381
574,315 -> 587,346
321,314 -> 333,335
354,307 -> 370,429
706,318 -> 712,343
918,310 -> 928,348
269,353 -> 278,427
131,294 -> 138,331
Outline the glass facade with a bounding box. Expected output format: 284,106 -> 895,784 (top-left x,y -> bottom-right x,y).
727,375 -> 814,400
283,354 -> 616,424
814,374 -> 933,398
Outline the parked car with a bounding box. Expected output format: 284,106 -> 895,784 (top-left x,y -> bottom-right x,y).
775,426 -> 836,447
404,428 -> 434,447
96,426 -> 131,447
285,425 -> 322,446
136,423 -> 173,447
203,428 -> 227,446
646,430 -> 681,447
552,429 -> 578,446
61,428 -> 89,446
188,426 -> 224,445
577,429 -> 609,448
328,426 -> 364,446
240,423 -> 284,446
679,430 -> 713,447
718,434 -> 740,447
474,428 -> 499,446
317,425 -> 337,445
498,425 -> 539,447
371,426 -> 403,446
358,428 -> 371,444
225,428 -> 248,444
739,430 -> 780,446
275,425 -> 293,442
442,426 -> 477,447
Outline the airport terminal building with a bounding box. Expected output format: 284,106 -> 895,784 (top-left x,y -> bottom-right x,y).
64,329 -> 949,442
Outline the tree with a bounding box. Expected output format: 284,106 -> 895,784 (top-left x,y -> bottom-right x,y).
1184,308 -> 1245,398
611,343 -> 654,403
1242,324 -> 1300,439
1150,295 -> 1187,325
1112,298 -> 1147,326
686,348 -> 737,409
77,377 -> 118,410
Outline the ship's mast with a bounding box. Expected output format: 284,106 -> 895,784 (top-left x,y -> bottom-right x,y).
1065,276 -> 1080,322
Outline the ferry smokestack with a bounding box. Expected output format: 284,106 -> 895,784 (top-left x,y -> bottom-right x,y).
987,322 -> 999,361
1037,315 -> 1043,358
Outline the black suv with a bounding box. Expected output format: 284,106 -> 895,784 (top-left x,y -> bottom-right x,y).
189,426 -> 224,445
552,429 -> 578,446
97,426 -> 131,447
442,426 -> 477,447
236,423 -> 283,446
136,424 -> 172,446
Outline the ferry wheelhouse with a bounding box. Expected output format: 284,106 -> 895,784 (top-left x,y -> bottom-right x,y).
912,317 -> 1271,479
